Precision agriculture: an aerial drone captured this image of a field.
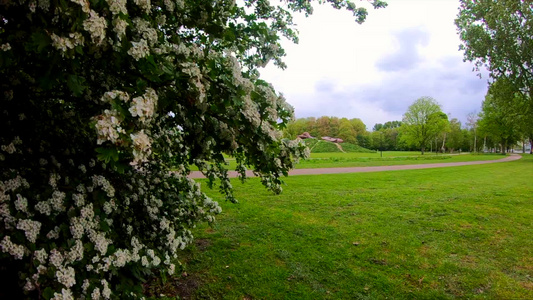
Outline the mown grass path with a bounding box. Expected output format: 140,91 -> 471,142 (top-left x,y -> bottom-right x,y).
188,154 -> 521,178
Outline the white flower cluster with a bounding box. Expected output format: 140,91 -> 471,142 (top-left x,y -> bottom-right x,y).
56,266 -> 76,288
106,0 -> 127,15
94,109 -> 124,145
1,43 -> 11,51
50,33 -> 84,54
129,88 -> 157,122
51,288 -> 74,300
83,10 -> 107,45
1,142 -> 16,154
180,61 -> 206,102
133,0 -> 151,14
133,18 -> 158,46
130,130 -> 152,164
0,235 -> 26,259
112,18 -> 128,41
16,219 -> 42,243
92,175 -> 115,197
14,194 -> 28,213
128,39 -> 150,61
71,0 -> 90,13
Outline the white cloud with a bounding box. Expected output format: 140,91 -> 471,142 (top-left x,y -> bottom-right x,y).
260,0 -> 488,129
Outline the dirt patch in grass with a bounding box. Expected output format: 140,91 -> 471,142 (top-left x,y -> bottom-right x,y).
144,273 -> 202,299
174,274 -> 202,299
195,238 -> 211,251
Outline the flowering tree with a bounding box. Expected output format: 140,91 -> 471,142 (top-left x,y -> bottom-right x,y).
0,0 -> 386,298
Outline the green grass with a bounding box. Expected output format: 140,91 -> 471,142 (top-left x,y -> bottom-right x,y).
304,139 -> 375,153
208,153 -> 505,170
163,155 -> 533,299
297,153 -> 504,169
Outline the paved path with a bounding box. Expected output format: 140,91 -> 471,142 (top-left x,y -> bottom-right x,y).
188,154 -> 522,179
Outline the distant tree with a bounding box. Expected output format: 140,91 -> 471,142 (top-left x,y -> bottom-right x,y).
329,117 -> 341,137
338,118 -> 357,144
315,116 -> 331,137
284,118 -> 310,139
400,97 -> 448,154
357,134 -> 372,149
466,112 -> 480,152
383,120 -> 402,129
350,118 -> 367,135
446,118 -> 464,153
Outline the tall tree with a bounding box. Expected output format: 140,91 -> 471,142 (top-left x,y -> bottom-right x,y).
478,78 -> 523,152
0,0 -> 387,298
456,0 -> 533,151
400,97 -> 448,154
456,0 -> 533,96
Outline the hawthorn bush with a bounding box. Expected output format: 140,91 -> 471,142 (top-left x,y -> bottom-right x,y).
0,0 -> 385,298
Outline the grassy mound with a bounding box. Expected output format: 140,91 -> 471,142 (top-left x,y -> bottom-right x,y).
340,142 -> 376,153
303,139 -> 374,153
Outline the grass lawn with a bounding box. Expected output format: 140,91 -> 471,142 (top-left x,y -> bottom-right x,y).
160,154 -> 533,299
211,153 -> 504,170
296,153 -> 504,169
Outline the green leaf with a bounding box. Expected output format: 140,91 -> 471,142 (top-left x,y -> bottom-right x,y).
96,147 -> 120,163
67,75 -> 87,97
28,31 -> 50,53
43,287 -> 54,300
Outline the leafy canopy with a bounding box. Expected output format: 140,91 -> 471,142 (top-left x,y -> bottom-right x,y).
400,97 -> 448,154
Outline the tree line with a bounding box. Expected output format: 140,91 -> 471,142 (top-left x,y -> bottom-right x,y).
284,97 -> 477,154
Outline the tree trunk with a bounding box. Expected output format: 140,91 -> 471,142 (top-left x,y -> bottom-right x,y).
421,146 -> 425,155
530,138 -> 532,154
474,132 -> 477,153
441,133 -> 447,153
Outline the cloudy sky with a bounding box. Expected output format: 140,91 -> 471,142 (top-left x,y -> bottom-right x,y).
260,0 -> 490,130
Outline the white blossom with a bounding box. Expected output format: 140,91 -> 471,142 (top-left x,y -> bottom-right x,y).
133,0 -> 151,14
56,266 -> 76,288
112,18 -> 128,41
130,130 -> 152,164
1,43 -> 11,51
52,288 -> 74,300
101,279 -> 111,299
106,0 -> 127,15
70,0 -> 90,13
83,10 -> 107,45
133,18 -> 158,46
168,263 -> 175,275
127,39 -> 150,60
16,219 -> 42,243
34,248 -> 48,264
50,191 -> 66,212
1,143 -> 16,154
91,287 -> 101,300
14,194 -> 28,213
94,109 -> 123,145
49,249 -> 64,267
47,226 -> 61,239
129,88 -> 157,122
0,236 -> 25,259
